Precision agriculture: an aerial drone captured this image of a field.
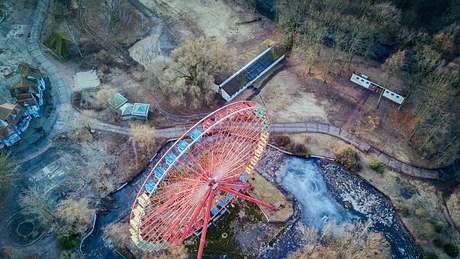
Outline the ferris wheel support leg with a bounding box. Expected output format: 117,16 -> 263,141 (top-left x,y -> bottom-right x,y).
180,189 -> 212,241
218,185 -> 275,210
197,193 -> 213,259
220,182 -> 251,192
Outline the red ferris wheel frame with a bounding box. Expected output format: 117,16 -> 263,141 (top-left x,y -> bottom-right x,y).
129,101 -> 273,258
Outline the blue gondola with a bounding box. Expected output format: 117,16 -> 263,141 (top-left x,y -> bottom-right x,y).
177,140 -> 190,153
211,207 -> 218,215
165,153 -> 177,166
145,179 -> 157,193
154,166 -> 165,180
226,193 -> 234,202
240,172 -> 248,182
218,199 -> 226,207
189,128 -> 203,142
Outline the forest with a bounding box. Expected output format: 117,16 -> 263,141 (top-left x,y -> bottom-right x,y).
275,0 -> 460,165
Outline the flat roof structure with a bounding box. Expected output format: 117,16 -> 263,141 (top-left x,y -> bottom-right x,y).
132,103 -> 150,118
219,46 -> 285,102
119,102 -> 149,120
350,73 -> 405,105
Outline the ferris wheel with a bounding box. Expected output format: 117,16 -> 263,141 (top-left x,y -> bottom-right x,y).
129,101 -> 273,258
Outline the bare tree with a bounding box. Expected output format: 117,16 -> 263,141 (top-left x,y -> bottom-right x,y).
384,50 -> 406,76
104,221 -> 130,249
129,123 -> 156,164
147,38 -> 237,108
77,141 -> 117,196
96,87 -> 118,108
103,0 -> 132,34
130,124 -> 156,147
294,21 -> 327,75
56,197 -> 95,234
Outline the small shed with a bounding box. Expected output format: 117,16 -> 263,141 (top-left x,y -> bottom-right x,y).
108,93 -> 128,110
119,102 -> 149,120
132,103 -> 150,120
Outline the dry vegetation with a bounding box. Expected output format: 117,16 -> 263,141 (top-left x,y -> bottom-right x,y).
446,187 -> 460,230
288,222 -> 390,259
276,0 -> 460,167
56,197 -> 95,233
333,146 -> 361,172
0,151 -> 17,208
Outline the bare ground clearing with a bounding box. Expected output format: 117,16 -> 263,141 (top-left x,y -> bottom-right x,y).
139,0 -> 273,47
261,53 -> 433,168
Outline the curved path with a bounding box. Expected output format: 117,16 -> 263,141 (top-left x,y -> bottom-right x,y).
74,120 -> 439,180
28,0 -> 73,132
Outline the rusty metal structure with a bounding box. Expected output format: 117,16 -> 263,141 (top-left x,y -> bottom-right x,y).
129,101 -> 272,258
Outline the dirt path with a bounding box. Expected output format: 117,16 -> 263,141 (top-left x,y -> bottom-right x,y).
342,91 -> 371,131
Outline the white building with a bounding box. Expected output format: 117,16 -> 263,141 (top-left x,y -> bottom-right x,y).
350,73 -> 405,105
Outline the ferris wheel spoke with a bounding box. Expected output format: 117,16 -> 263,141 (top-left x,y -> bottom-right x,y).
143,192 -> 196,239
142,188 -> 195,227
180,188 -> 212,241
197,192 -> 213,259
151,181 -> 199,205
220,125 -> 259,164
187,147 -> 212,179
218,185 -> 274,210
174,157 -> 208,182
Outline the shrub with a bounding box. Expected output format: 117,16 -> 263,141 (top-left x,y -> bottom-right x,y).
433,221 -> 444,233
443,243 -> 459,257
397,204 -> 411,217
333,146 -> 361,172
415,207 -> 428,219
57,229 -> 80,250
272,135 -> 291,147
369,158 -> 385,174
286,143 -> 309,157
432,237 -> 444,248
422,251 -> 438,259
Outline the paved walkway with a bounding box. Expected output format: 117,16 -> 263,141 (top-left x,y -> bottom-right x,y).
75,120 -> 439,180
28,0 -> 74,137
270,122 -> 439,180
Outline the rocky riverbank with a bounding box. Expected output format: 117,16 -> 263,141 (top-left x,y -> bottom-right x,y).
318,159 -> 420,258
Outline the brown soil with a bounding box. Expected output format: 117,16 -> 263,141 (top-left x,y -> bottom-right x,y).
248,171 -> 294,222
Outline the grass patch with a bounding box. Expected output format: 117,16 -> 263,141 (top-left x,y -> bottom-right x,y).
422,250 -> 438,259
185,205 -> 243,258
432,221 -> 444,233
444,243 -> 459,257
244,201 -> 264,223
57,229 -> 80,250
368,158 -> 385,174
